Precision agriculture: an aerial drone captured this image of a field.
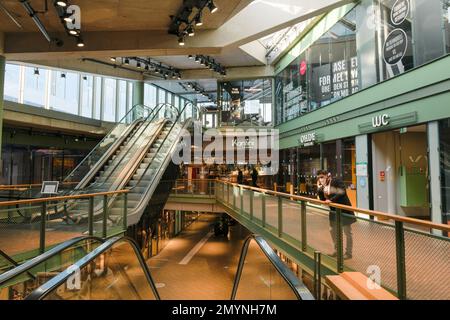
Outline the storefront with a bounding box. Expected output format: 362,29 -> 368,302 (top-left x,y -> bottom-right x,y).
274,0 -> 450,227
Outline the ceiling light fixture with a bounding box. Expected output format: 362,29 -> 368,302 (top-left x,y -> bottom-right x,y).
76,37 -> 85,47
195,13 -> 203,26
178,35 -> 185,46
56,1 -> 68,7
187,26 -> 195,37
110,57 -> 116,62
208,1 -> 218,14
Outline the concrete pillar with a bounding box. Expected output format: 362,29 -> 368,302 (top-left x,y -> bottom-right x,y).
0,56 -> 5,173
132,81 -> 144,120
428,121 -> 444,235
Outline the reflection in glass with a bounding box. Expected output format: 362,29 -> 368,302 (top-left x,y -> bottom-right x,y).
23,66 -> 47,107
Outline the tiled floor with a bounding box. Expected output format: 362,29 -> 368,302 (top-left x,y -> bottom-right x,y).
147,213 -> 250,300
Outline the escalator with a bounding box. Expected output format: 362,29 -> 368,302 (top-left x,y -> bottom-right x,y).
0,234 -> 313,300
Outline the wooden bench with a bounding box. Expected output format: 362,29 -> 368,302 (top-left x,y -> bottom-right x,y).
325,272 -> 398,300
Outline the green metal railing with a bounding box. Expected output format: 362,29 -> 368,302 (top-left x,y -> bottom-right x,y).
169,179 -> 450,300
0,190 -> 129,268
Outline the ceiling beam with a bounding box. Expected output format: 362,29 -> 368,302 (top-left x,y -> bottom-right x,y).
180,65 -> 273,80
3,30 -> 222,61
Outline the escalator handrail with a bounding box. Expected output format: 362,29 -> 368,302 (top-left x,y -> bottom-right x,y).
0,236 -> 104,286
128,102 -> 192,192
231,234 -> 315,300
83,102 -> 178,192
64,104 -> 153,185
26,236 -> 161,300
0,249 -> 36,280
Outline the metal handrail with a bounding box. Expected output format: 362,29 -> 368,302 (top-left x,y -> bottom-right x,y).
231,234 -> 314,300
64,104 -> 153,184
82,103 -> 174,191
0,189 -> 129,208
129,102 -> 191,192
0,236 -> 104,286
218,180 -> 450,233
0,249 -> 36,280
26,236 -> 160,300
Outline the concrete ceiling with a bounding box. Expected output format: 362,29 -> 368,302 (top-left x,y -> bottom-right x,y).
0,0 -> 245,32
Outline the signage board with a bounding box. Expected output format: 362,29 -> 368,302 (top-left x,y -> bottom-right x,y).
383,28 -> 408,66
391,0 -> 410,25
41,181 -> 59,195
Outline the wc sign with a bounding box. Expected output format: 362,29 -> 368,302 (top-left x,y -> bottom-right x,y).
372,114 -> 390,128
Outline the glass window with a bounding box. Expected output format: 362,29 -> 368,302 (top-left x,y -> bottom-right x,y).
4,64 -> 20,102
117,80 -> 127,121
127,82 -> 134,112
93,77 -> 102,120
440,118 -> 450,220
23,66 -> 47,107
219,78 -> 273,127
144,83 -> 157,107
445,0 -> 450,53
103,78 -> 117,122
81,75 -> 94,118
49,70 -> 79,114
158,88 -> 166,118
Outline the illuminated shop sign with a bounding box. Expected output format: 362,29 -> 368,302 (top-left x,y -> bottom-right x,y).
299,132 -> 316,147
372,114 -> 390,128
231,136 -> 256,149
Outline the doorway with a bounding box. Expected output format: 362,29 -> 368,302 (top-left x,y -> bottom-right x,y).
371,124 -> 430,219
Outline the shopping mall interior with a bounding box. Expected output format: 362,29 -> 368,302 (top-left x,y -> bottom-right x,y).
0,0 -> 449,303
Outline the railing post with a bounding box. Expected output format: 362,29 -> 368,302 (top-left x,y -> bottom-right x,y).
314,251 -> 322,300
88,196 -> 94,236
102,194 -> 108,238
278,196 -> 283,237
336,208 -> 344,273
240,186 -> 244,216
123,193 -> 128,233
233,186 -> 236,209
40,202 -> 46,254
262,193 -> 266,228
250,191 -> 254,220
301,200 -> 307,252
395,221 -> 407,300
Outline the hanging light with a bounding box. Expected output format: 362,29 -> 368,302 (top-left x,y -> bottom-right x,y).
137,62 -> 142,69
195,13 -> 203,26
63,14 -> 73,23
178,35 -> 185,46
195,56 -> 200,63
69,29 -> 78,35
56,1 -> 68,7
76,37 -> 85,47
60,73 -> 66,78
187,25 -> 195,37
34,68 -> 40,76
110,57 -> 116,62
208,1 -> 218,14
188,55 -> 194,60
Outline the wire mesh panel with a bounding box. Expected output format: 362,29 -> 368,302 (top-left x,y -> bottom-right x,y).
252,192 -> 264,222
281,198 -> 301,242
0,205 -> 43,258
342,214 -> 398,295
242,189 -> 252,216
305,205 -> 335,255
264,196 -> 279,230
404,229 -> 450,300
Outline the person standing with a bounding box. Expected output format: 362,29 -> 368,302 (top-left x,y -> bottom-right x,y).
237,168 -> 244,184
317,170 -> 356,259
251,167 -> 259,187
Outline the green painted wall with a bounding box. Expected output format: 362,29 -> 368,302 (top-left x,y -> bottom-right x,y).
277,55 -> 450,149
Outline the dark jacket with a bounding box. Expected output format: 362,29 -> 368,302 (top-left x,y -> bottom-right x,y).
237,171 -> 244,184
317,178 -> 356,225
251,169 -> 258,187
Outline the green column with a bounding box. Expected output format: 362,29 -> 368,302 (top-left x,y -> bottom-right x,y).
132,81 -> 144,120
0,56 -> 5,167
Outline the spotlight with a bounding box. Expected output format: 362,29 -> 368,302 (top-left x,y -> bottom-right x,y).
61,73 -> 66,78
110,57 -> 116,62
195,13 -> 203,26
155,68 -> 160,74
69,29 -> 79,35
137,62 -> 142,69
76,37 -> 85,47
172,72 -> 177,79
178,35 -> 185,46
177,73 -> 181,80
187,26 -> 195,37
195,56 -> 200,63
208,1 -> 218,14
188,55 -> 194,59
56,1 -> 68,7
124,58 -> 130,65
145,64 -> 150,71
34,68 -> 40,76
83,76 -> 88,80
63,15 -> 73,23
200,59 -> 206,66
